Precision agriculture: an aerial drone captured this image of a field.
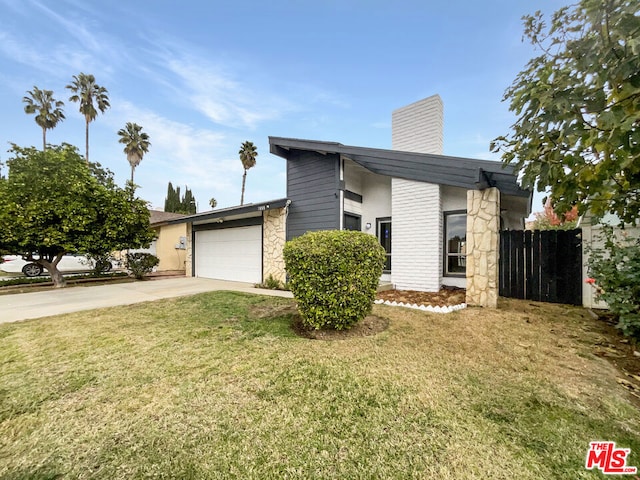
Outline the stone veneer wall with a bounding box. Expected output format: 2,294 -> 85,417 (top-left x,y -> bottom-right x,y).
466,188 -> 500,308
263,207 -> 287,284
185,222 -> 193,277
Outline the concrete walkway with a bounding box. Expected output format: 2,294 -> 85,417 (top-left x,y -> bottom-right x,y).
0,277 -> 293,324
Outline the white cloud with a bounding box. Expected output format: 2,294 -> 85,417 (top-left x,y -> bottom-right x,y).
30,0 -> 102,53
160,54 -> 291,129
0,0 -> 129,81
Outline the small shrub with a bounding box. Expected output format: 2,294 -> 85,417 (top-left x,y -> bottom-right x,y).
256,274 -> 286,290
84,252 -> 115,275
283,230 -> 386,330
587,225 -> 640,340
126,252 -> 159,279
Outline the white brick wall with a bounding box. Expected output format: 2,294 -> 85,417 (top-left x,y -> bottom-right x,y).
392,95 -> 443,154
391,179 -> 441,291
391,95 -> 444,291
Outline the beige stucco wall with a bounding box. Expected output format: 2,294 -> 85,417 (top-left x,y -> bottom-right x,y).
466,188 -> 500,308
263,208 -> 287,284
154,223 -> 187,272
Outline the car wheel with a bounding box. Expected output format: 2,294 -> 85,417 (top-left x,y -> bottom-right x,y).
97,261 -> 112,272
22,263 -> 43,277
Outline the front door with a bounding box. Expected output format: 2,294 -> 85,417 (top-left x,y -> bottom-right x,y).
377,218 -> 391,272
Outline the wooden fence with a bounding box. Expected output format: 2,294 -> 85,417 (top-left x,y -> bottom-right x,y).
499,229 -> 582,305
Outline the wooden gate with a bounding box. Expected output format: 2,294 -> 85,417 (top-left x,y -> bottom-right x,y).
499,229 -> 582,305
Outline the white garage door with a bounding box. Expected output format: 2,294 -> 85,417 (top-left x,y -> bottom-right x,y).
195,226 -> 262,283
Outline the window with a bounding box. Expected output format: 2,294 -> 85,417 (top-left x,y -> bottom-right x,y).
444,211 -> 466,276
377,218 -> 391,272
343,213 -> 361,231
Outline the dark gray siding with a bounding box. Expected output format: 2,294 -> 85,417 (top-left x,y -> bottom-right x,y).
286,150 -> 340,240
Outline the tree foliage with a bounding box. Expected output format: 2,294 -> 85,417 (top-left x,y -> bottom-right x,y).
492,0 -> 640,224
164,182 -> 197,214
22,86 -> 65,151
117,122 -> 150,184
529,198 -> 579,230
0,144 -> 154,287
239,140 -> 257,205
66,73 -> 110,162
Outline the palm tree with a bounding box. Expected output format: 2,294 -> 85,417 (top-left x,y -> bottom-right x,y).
23,87 -> 65,151
117,122 -> 151,184
239,141 -> 257,205
66,73 -> 110,162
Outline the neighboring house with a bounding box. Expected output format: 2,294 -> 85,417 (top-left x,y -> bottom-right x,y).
148,210 -> 188,272
171,96 -> 532,307
113,210 -> 187,272
581,213 -> 640,309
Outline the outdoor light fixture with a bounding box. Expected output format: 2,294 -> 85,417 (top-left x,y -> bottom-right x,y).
365,222 -> 372,230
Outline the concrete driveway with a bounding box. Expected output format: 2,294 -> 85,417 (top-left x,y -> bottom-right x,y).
0,277 -> 293,324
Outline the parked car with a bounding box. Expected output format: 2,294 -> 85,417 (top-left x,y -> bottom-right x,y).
0,255 -> 115,277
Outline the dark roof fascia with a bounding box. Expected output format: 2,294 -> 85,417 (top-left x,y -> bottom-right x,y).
167,198 -> 290,225
269,136 -> 530,198
269,136 -> 513,174
270,137 -> 343,158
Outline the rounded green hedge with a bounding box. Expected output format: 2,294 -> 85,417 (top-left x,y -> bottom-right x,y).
283,230 -> 386,330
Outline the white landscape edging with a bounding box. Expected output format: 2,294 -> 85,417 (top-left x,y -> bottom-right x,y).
374,299 -> 467,314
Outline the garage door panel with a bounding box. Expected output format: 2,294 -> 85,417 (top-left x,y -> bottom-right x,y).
195,226 -> 261,283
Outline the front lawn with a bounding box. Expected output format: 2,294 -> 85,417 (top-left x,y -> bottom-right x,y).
1,292 -> 639,479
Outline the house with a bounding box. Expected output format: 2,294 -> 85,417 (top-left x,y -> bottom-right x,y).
113,210 -> 188,272
147,210 -> 189,272
171,96 -> 532,307
581,213 -> 640,309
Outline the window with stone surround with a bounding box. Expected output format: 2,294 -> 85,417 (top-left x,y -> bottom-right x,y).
444,211 -> 466,277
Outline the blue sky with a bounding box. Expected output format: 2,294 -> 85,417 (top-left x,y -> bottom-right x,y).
0,0 -> 566,213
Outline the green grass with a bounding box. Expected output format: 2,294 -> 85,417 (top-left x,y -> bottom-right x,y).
1,293 -> 639,479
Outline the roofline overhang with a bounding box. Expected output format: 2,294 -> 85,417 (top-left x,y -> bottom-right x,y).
167,198 -> 290,225
269,136 -> 531,199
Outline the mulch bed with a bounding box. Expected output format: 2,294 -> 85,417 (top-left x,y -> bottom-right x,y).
376,287 -> 466,307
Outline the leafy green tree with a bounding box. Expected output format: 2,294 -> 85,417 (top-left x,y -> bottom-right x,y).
117,122 -> 151,184
22,86 -> 65,151
239,140 -> 257,205
491,0 -> 640,224
0,144 -> 154,288
66,73 -> 110,162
